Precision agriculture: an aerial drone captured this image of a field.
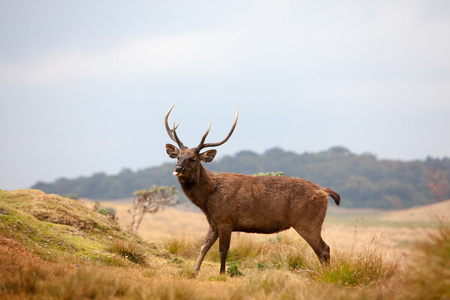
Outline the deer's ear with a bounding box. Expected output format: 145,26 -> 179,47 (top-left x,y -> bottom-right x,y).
166,144 -> 179,159
200,149 -> 217,163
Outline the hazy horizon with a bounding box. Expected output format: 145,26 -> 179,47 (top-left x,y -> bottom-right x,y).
28,145 -> 449,188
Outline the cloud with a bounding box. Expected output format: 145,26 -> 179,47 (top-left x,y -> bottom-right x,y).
0,31 -> 239,86
1,1 -> 449,90
326,79 -> 450,112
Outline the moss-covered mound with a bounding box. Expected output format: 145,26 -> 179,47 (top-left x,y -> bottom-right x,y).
0,189 -> 143,266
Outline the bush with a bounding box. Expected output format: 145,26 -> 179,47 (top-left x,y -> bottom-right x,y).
98,207 -> 116,215
227,262 -> 244,277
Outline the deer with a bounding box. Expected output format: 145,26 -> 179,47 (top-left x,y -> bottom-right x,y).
164,105 -> 340,274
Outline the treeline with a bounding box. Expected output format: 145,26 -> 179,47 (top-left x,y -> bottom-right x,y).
32,147 -> 450,209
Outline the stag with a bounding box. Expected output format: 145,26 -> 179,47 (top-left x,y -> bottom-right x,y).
164,105 -> 340,274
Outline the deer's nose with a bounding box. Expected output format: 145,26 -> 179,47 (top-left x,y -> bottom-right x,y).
173,165 -> 184,176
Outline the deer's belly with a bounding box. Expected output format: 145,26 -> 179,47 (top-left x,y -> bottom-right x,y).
233,218 -> 291,234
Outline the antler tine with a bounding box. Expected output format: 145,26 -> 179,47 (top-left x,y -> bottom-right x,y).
196,120 -> 211,150
198,108 -> 238,150
172,122 -> 184,148
164,105 -> 184,148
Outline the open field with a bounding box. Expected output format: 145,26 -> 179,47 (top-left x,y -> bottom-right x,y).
101,198 -> 450,261
1,189 -> 449,299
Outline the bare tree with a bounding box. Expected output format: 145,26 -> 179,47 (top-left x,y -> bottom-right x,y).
130,185 -> 178,233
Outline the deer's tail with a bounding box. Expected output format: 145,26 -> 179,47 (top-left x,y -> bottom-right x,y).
322,188 -> 340,206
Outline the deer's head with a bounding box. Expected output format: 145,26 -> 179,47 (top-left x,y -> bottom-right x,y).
164,105 -> 238,180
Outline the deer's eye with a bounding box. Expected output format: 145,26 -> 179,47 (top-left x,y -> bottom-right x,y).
189,158 -> 196,163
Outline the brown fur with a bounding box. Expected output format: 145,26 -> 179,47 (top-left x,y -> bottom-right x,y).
165,144 -> 340,274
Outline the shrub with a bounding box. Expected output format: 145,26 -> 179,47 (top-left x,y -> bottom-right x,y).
227,262 -> 244,277
98,207 -> 116,215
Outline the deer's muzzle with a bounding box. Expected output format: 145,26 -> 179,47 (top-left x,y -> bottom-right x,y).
173,165 -> 184,176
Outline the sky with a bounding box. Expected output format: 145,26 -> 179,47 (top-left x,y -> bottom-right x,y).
1,0 -> 449,190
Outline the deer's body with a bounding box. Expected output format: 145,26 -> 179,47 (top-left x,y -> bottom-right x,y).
180,167 -> 337,234
164,106 -> 340,274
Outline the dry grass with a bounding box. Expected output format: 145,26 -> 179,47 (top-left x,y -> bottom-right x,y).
1,225 -> 448,299
1,190 -> 449,299
395,222 -> 450,299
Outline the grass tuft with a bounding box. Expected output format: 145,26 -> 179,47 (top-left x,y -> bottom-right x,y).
307,230 -> 397,287
161,236 -> 199,258
106,239 -> 147,265
177,263 -> 198,279
309,250 -> 396,286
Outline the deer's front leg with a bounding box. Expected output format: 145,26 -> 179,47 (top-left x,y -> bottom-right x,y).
194,226 -> 218,272
218,226 -> 232,274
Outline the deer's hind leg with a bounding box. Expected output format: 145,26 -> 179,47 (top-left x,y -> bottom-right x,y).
292,195 -> 331,265
194,226 -> 218,272
293,223 -> 330,265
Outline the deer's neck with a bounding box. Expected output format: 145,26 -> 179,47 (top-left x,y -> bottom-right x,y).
178,164 -> 216,210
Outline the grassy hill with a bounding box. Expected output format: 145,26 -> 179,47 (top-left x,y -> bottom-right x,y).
1,189 -> 449,299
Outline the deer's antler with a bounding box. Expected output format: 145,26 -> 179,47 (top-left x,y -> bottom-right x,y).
164,105 -> 184,148
197,108 -> 238,150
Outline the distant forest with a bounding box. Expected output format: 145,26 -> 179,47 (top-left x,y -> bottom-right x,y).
32,147 -> 450,209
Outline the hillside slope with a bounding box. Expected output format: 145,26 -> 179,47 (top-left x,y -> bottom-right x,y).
0,189 -> 143,266
381,199 -> 450,222
0,189 -> 200,298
